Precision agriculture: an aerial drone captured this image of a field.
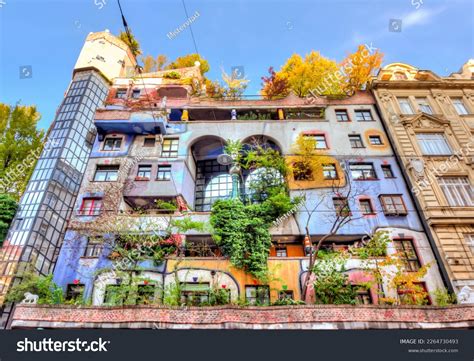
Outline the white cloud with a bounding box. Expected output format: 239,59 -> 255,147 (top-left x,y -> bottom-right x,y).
403,7 -> 447,29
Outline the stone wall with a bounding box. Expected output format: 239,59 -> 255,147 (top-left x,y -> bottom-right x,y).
10,304 -> 474,330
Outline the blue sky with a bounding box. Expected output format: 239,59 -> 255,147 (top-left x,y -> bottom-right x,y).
0,0 -> 473,130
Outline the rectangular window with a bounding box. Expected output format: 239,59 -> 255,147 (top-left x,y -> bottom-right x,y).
137,165 -> 152,180
278,290 -> 294,300
322,164 -> 337,180
464,234 -> 474,254
245,285 -> 270,305
180,283 -> 210,306
438,177 -> 474,206
416,98 -> 433,114
416,133 -> 452,155
452,98 -> 469,115
350,163 -> 377,180
103,137 -> 122,151
354,110 -> 373,121
398,97 -> 414,114
115,88 -> 127,99
93,165 -> 119,182
368,135 -> 383,145
394,239 -> 420,271
335,109 -> 350,122
143,137 -> 155,147
355,287 -> 372,305
79,198 -> 102,216
381,165 -> 395,178
333,197 -> 351,216
276,246 -> 287,257
131,89 -> 141,99
65,284 -> 85,301
157,165 -> 172,180
161,138 -> 179,157
379,195 -> 407,216
83,239 -> 103,257
349,135 -> 364,148
304,134 -> 327,149
359,199 -> 374,215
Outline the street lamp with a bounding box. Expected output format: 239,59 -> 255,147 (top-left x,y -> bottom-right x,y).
217,153 -> 241,199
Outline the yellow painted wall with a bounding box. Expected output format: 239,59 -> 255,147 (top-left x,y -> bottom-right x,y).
166,258 -> 303,301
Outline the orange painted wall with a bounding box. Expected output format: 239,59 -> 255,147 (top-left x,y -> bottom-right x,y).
166,258 -> 303,301
269,244 -> 305,257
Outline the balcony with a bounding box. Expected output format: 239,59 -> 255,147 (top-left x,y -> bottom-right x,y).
94,111 -> 168,141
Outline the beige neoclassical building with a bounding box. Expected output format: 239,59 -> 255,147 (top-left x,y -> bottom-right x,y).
371,60 -> 474,303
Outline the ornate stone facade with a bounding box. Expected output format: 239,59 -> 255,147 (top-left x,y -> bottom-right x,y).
371,61 -> 474,303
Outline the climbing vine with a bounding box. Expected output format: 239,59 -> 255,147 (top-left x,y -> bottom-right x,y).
210,142 -> 298,280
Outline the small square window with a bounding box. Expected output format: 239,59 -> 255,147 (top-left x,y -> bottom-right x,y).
66,284 -> 85,301
381,165 -> 395,178
79,198 -> 102,216
355,287 -> 372,304
115,89 -> 127,99
161,138 -> 179,157
322,164 -> 337,180
333,197 -> 351,216
245,285 -> 270,305
103,138 -> 122,151
83,239 -> 103,257
278,290 -> 294,300
335,109 -> 349,122
144,138 -> 156,147
349,135 -> 364,148
369,135 -> 383,145
354,110 -> 373,121
157,165 -> 172,180
132,89 -> 141,99
137,165 -> 151,180
380,195 -> 407,216
276,246 -> 287,257
359,199 -> 374,215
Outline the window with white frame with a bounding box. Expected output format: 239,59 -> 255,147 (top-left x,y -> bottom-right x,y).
438,177 -> 474,207
354,110 -> 374,121
416,133 -> 452,155
304,134 -> 328,149
416,98 -> 433,114
452,98 -> 469,115
379,195 -> 408,216
464,234 -> 474,254
397,97 -> 414,114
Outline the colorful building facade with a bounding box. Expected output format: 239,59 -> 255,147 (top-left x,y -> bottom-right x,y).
48,44 -> 447,310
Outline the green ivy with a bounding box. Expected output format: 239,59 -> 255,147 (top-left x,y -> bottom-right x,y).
313,252 -> 357,305
210,193 -> 297,280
